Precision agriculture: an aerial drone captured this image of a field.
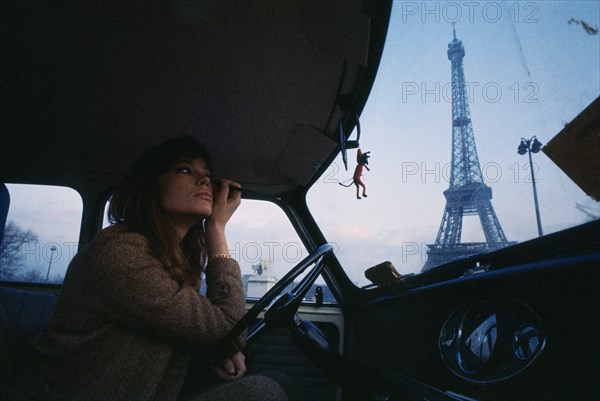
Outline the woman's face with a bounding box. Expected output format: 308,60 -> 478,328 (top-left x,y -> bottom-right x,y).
158,157 -> 213,230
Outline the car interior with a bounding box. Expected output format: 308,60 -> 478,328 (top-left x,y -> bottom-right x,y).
1,1 -> 598,400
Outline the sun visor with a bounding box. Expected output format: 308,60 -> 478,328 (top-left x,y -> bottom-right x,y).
543,96 -> 600,201
279,125 -> 337,186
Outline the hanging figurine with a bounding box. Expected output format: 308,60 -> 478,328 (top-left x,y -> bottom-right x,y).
339,148 -> 371,199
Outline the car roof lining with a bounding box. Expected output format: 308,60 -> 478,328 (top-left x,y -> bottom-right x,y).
1,1 -> 391,197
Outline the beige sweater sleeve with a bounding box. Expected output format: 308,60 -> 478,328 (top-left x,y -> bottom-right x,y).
74,227 -> 246,352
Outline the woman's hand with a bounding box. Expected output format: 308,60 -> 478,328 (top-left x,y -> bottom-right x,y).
208,179 -> 241,230
205,179 -> 241,256
213,351 -> 247,381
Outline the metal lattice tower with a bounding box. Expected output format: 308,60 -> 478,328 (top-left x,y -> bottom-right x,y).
422,29 -> 513,271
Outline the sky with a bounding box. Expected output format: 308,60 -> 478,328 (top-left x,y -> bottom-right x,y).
307,0 -> 600,284
3,1 -> 600,287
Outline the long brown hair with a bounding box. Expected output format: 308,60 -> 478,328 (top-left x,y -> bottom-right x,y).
108,136 -> 213,288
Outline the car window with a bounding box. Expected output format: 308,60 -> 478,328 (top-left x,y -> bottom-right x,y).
0,184 -> 82,284
103,198 -> 330,302
227,200 -> 318,300
307,1 -> 599,287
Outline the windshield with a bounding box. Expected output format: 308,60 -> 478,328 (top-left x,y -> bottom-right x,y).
307,1 -> 599,287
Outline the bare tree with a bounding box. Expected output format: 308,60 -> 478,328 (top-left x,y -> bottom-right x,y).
0,220 -> 39,280
20,268 -> 45,283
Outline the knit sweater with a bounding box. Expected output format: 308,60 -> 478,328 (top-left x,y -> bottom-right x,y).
19,225 -> 246,401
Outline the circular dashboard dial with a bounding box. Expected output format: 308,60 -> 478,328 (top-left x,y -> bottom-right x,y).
440,298 -> 545,383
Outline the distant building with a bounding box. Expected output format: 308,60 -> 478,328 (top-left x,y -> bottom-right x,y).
205,258 -> 336,303
423,29 -> 514,271
245,260 -> 277,298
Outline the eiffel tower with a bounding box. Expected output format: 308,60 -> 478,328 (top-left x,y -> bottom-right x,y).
422,29 -> 513,271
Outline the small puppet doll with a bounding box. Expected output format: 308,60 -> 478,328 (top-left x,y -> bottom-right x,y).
353,148 -> 371,199
339,148 -> 371,199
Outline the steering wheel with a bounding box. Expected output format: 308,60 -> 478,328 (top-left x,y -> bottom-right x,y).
217,243 -> 333,351
217,243 -> 461,401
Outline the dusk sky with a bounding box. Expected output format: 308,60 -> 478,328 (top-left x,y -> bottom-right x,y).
308,0 -> 599,284
5,1 -> 599,287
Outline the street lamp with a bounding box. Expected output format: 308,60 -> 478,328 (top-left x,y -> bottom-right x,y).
45,245 -> 57,283
518,136 -> 543,237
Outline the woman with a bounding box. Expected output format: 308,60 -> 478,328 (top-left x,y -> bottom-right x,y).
14,136 -> 289,401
